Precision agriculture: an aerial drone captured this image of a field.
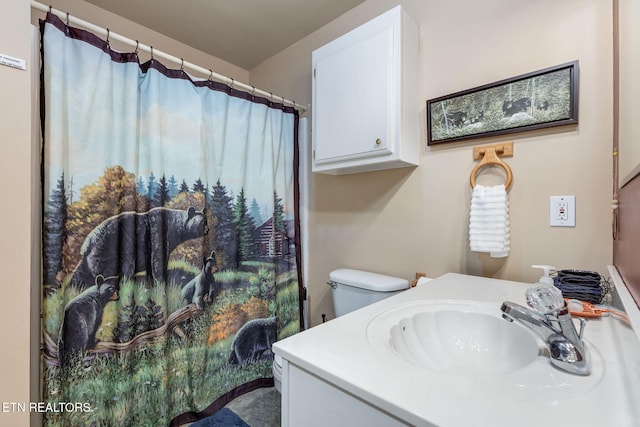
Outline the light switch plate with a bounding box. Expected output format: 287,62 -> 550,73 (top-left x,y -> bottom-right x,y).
550,195 -> 576,227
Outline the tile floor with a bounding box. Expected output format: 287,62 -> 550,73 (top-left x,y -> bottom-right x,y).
225,386 -> 281,426
183,386 -> 281,427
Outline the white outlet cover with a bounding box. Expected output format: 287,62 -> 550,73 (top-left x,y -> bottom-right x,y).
550,195 -> 576,227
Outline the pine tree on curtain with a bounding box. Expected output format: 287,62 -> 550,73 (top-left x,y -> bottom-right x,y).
40,13 -> 302,426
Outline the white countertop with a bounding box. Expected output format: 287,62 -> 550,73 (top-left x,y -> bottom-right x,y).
273,273 -> 640,427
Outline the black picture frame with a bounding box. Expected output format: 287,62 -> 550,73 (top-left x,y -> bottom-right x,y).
426,60 -> 579,145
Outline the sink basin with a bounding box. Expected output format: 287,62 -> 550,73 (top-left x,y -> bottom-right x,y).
367,299 -> 604,402
371,300 -> 539,375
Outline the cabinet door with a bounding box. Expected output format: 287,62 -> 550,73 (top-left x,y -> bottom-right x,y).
283,362 -> 409,427
313,20 -> 395,165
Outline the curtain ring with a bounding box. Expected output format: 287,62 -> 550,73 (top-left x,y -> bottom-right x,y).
66,12 -> 69,25
150,46 -> 154,61
105,28 -> 110,47
134,40 -> 139,56
251,86 -> 256,99
180,58 -> 184,71
208,69 -> 213,81
48,5 -> 52,13
230,78 -> 234,88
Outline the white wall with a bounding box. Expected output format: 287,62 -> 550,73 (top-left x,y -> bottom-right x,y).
251,0 -> 613,325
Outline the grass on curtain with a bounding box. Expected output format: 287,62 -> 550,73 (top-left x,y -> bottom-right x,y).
42,262 -> 298,426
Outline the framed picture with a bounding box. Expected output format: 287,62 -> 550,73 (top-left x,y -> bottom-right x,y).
426,61 -> 579,145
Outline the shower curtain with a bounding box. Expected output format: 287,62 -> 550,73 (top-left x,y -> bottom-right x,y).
40,13 -> 302,427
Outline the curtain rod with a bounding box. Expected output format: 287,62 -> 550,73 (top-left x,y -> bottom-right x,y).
31,0 -> 308,113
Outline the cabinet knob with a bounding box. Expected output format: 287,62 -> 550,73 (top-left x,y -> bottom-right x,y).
375,138 -> 382,145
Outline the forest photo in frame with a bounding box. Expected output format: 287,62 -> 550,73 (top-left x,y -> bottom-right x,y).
427,61 -> 579,145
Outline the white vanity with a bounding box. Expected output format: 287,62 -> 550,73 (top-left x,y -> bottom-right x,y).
273,273 -> 640,427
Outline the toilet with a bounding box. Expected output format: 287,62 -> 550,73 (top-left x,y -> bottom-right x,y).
272,268 -> 409,392
327,268 -> 410,316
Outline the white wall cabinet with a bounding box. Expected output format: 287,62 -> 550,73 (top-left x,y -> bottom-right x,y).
312,6 -> 419,174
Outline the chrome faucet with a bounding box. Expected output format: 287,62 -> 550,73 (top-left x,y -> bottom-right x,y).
500,301 -> 590,375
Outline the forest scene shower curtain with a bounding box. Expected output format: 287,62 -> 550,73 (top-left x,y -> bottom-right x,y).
40,13 -> 301,426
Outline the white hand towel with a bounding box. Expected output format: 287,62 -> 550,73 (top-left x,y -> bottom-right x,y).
469,184 -> 510,258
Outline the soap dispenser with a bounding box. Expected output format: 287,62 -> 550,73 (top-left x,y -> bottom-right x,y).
526,265 -> 565,314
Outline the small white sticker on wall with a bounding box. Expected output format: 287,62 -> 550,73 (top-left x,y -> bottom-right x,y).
0,53 -> 27,71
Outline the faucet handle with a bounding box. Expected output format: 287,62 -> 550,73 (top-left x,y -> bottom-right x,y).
526,283 -> 565,314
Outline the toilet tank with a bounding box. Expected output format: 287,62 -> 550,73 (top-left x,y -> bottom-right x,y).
328,268 -> 409,317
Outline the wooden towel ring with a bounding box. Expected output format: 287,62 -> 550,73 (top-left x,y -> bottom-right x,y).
469,147 -> 513,190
